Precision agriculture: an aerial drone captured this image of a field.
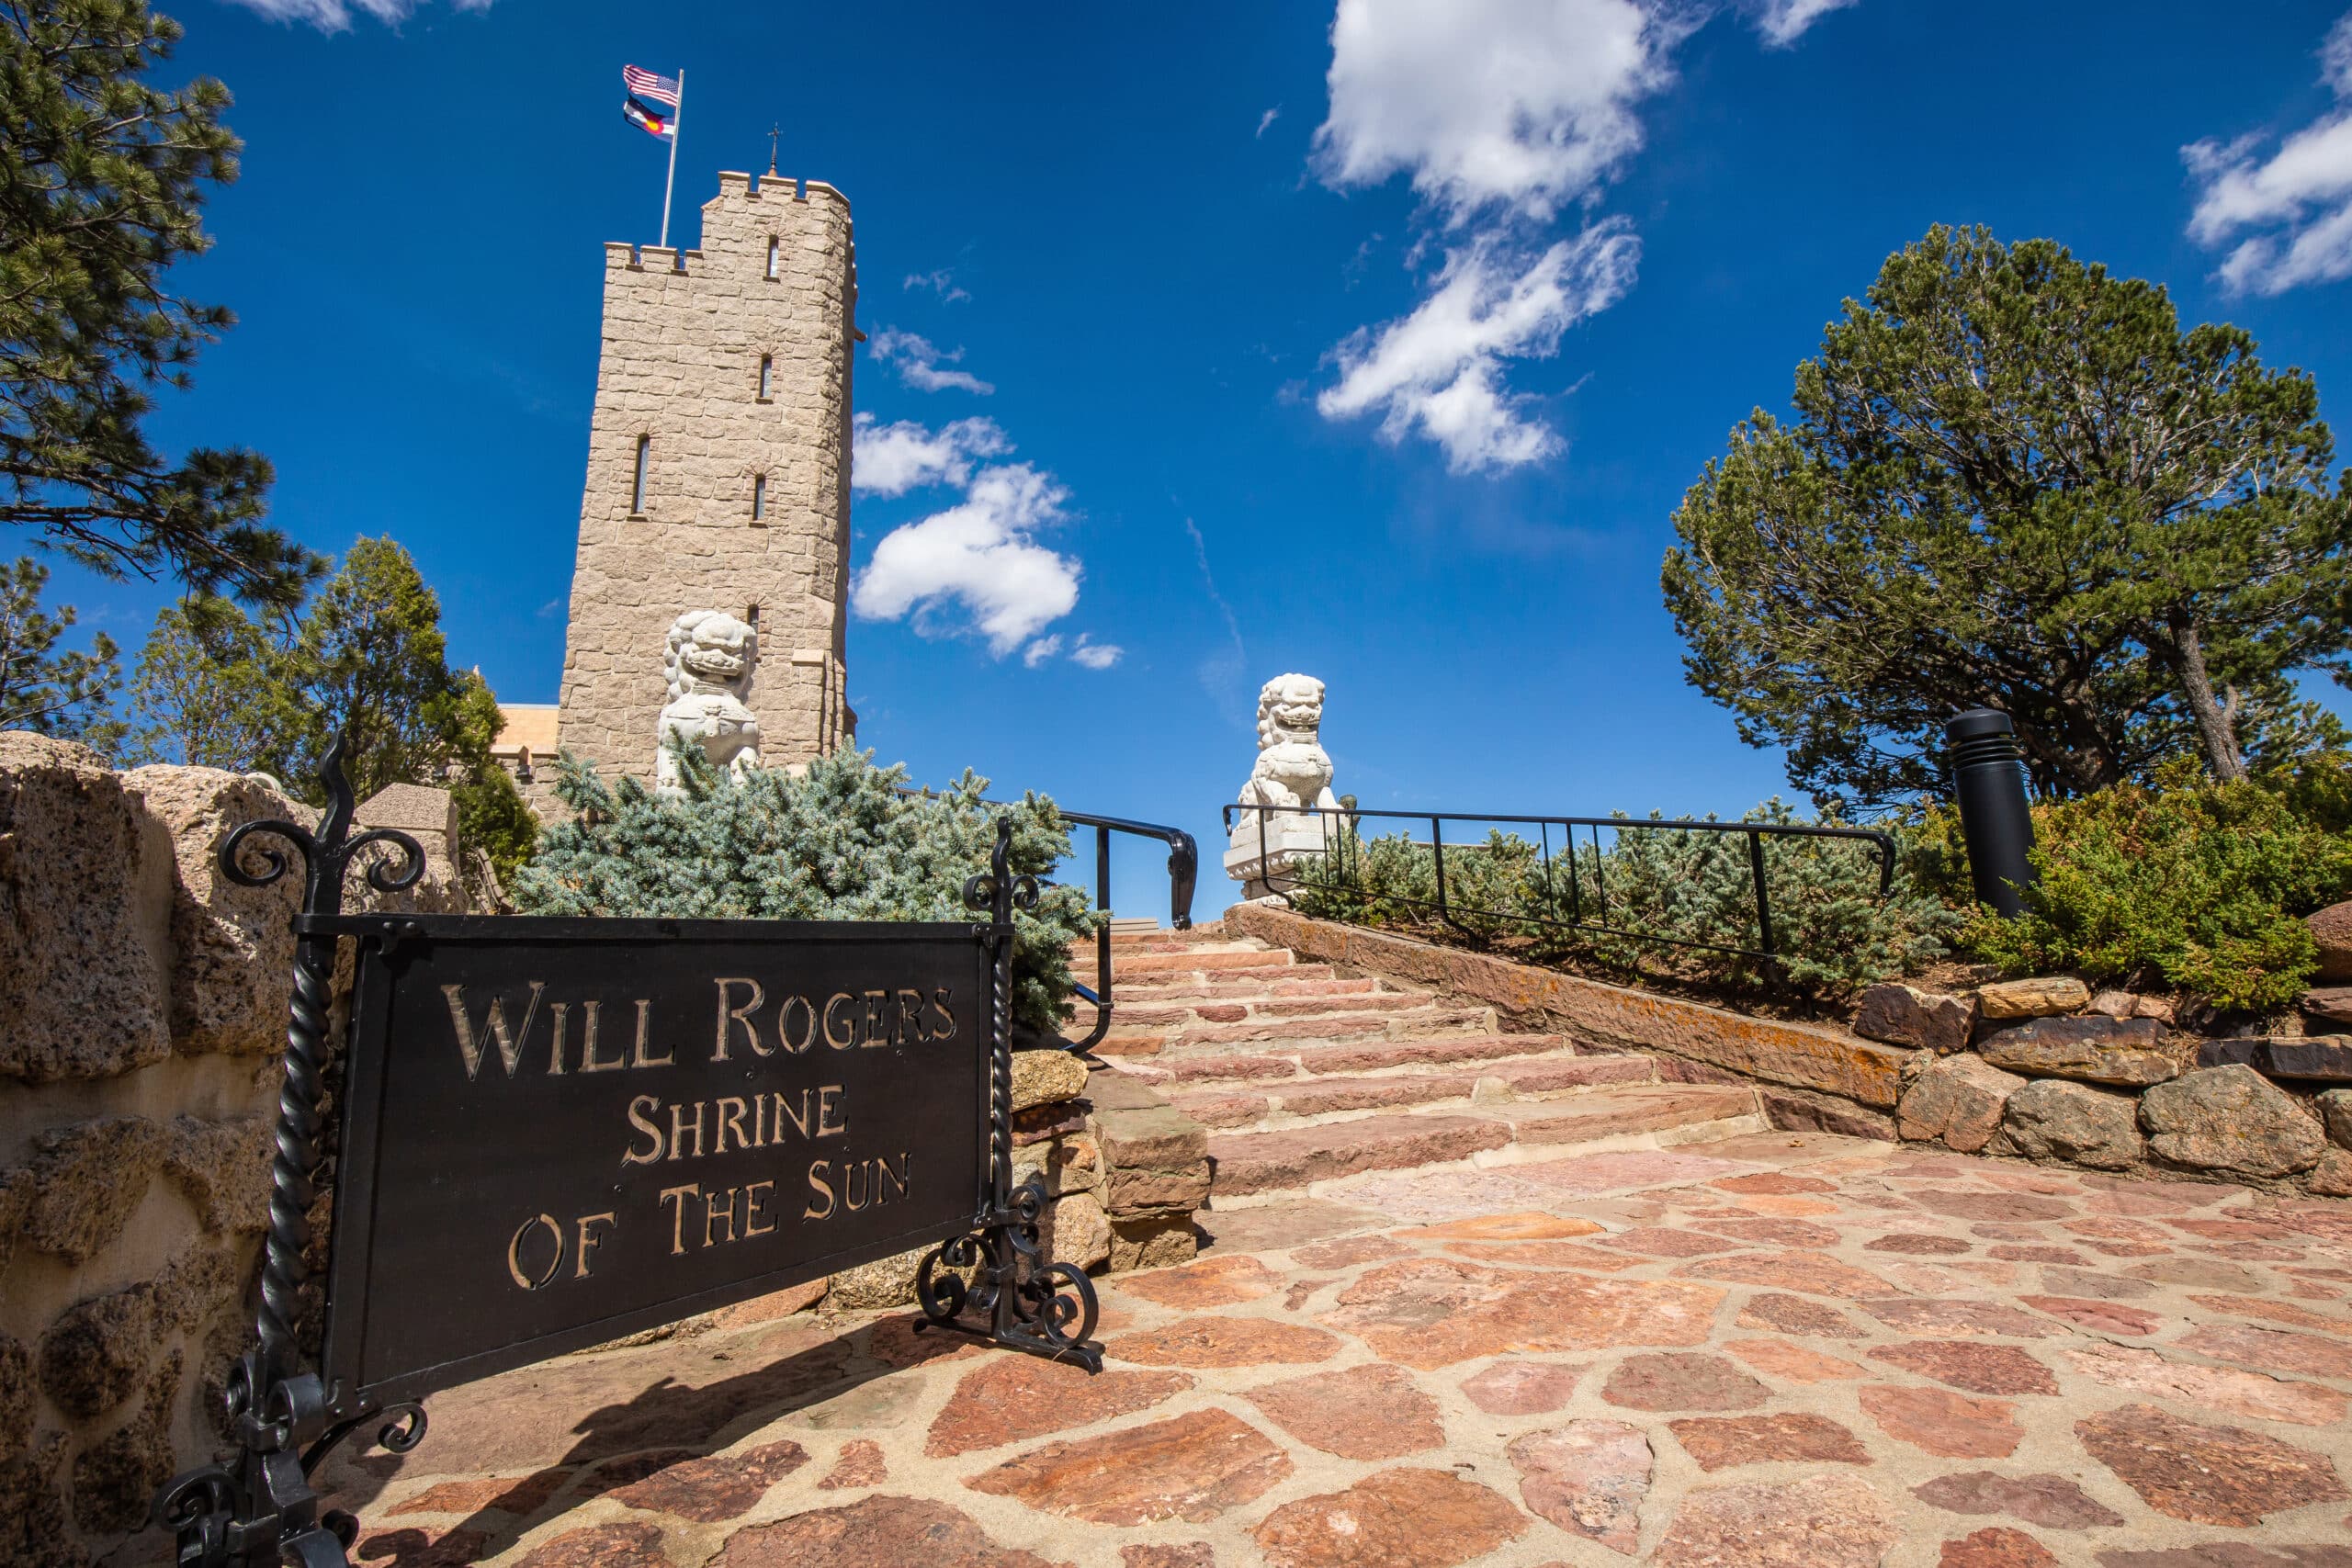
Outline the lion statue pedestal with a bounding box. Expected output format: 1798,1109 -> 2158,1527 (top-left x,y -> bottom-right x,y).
1224,672 -> 1341,899
656,610 -> 763,795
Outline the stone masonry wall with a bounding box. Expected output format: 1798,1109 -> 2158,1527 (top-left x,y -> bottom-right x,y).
555,171 -> 857,788
0,735 -> 483,1566
1,735 -> 300,1565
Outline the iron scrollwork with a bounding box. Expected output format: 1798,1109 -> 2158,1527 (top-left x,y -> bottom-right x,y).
916,818 -> 1105,1370
153,735 -> 425,1568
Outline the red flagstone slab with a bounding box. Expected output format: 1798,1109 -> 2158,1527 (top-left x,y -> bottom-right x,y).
1868,1233 -> 1972,1255
1114,1253 -> 1283,1308
715,1495 -> 1069,1567
818,1439 -> 886,1490
2131,1258 -> 2272,1292
2077,1404 -> 2349,1526
1253,1466 -> 1530,1568
1910,1190 -> 2075,1223
1724,1338 -> 1868,1382
2096,1548 -> 2352,1566
1940,1527 -> 2059,1567
388,1469 -> 570,1517
1653,1473 -> 1898,1568
1735,1292 -> 1866,1338
1668,1412 -> 1871,1472
1324,1258 -> 1723,1369
925,1356 -> 1193,1456
1859,1385 -> 2023,1458
1291,1235 -> 1409,1269
1443,1239 -> 1644,1270
1860,1299 -> 2061,1337
1712,1172 -> 1837,1194
512,1522 -> 669,1568
1911,1472 -> 2126,1529
605,1440 -> 810,1523
1868,1341 -> 2057,1395
1242,1363 -> 1445,1460
1393,1211 -> 1602,1241
1600,1353 -> 1769,1413
355,1527 -> 492,1567
1460,1360 -> 1584,1414
1120,1548 -> 1214,1568
1508,1420 -> 1652,1554
1990,1245 -> 2086,1265
1599,1226 -> 1750,1257
2179,1323 -> 2352,1381
964,1408 -> 1293,1527
2018,1295 -> 2163,1336
1690,1216 -> 1843,1248
2189,1294 -> 2352,1335
2062,1343 -> 2346,1426
1514,1149 -> 1760,1195
1676,1250 -> 1900,1300
1107,1316 -> 1340,1368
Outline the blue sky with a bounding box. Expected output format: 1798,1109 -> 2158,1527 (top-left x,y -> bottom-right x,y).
40,0 -> 2352,917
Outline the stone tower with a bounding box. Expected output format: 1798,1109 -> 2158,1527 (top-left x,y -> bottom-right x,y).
552,170 -> 857,788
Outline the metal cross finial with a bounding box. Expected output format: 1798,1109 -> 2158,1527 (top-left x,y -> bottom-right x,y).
767,123 -> 781,175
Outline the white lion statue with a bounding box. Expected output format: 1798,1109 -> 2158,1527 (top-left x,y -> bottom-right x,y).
1238,673 -> 1340,815
656,610 -> 763,795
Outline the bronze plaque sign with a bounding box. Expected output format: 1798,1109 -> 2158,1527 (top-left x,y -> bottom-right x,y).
320,915 -> 991,1408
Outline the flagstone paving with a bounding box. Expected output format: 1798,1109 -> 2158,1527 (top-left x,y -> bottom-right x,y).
323,1132 -> 2352,1566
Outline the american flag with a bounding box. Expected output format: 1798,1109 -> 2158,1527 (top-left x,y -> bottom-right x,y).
622,64 -> 680,107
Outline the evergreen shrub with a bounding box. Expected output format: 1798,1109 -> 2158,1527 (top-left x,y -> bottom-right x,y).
1287,801 -> 1958,996
1962,763 -> 2352,1011
514,745 -> 1095,1034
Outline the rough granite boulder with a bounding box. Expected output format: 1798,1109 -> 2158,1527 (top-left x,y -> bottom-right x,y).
123,765 -> 301,1057
2196,1035 -> 2352,1083
2140,1065 -> 2327,1178
1010,1048 -> 1089,1112
0,735 -> 172,1081
1993,1079 -> 2143,1170
1976,976 -> 2091,1021
1977,1016 -> 2177,1087
2320,1088 -> 2352,1148
2310,900 -> 2352,984
1853,984 -> 1977,1054
2298,987 -> 2352,1031
2312,1149 -> 2352,1197
1895,1055 -> 2025,1152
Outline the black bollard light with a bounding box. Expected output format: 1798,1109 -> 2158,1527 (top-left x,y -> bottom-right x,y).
1945,708 -> 2037,917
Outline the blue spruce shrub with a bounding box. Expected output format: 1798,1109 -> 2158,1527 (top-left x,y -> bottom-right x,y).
515,743 -> 1094,1034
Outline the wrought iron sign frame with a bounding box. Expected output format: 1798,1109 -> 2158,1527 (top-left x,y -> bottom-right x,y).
152,740 -> 1102,1568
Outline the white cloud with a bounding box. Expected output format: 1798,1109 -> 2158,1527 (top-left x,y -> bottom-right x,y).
1069,635 -> 1122,670
903,268 -> 971,303
852,464 -> 1081,655
868,328 -> 993,394
217,0 -> 489,29
1743,0 -> 1859,47
1320,224 -> 1638,472
1257,107 -> 1283,139
851,412 -> 1010,497
1309,0 -> 1853,471
1314,0 -> 1676,225
2184,11 -> 2352,295
1022,635 -> 1063,669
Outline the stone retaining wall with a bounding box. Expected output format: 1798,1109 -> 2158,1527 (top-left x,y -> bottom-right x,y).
1225,902 -> 2352,1200
2,735 -> 311,1564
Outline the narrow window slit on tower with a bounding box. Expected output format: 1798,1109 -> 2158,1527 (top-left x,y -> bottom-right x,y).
765,237 -> 780,279
631,435 -> 650,515
752,473 -> 767,523
758,355 -> 773,400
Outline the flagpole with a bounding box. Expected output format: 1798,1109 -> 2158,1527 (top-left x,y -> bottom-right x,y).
659,68 -> 684,248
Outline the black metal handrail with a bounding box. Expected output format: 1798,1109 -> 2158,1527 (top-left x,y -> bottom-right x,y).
1223,801 -> 1893,976
903,787 -> 1197,1053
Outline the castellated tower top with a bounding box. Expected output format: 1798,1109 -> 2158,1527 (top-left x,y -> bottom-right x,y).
550,171 -> 858,794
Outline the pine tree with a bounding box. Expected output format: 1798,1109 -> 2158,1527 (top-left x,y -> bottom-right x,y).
0,554 -> 120,744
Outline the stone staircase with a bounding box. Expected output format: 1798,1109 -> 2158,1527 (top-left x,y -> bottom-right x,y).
1090,925 -> 1766,1205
